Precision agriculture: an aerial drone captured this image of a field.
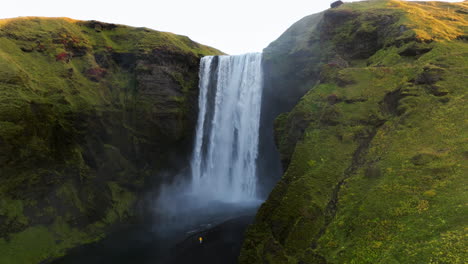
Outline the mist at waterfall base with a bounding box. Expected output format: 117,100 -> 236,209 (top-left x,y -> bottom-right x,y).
154,53 -> 265,237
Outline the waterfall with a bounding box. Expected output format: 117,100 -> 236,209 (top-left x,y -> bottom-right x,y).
190,53 -> 263,202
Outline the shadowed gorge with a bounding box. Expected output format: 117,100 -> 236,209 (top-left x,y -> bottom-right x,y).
0,17 -> 222,263
49,53 -> 267,264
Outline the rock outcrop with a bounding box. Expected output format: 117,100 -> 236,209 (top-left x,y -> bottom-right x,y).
330,1 -> 344,9
240,1 -> 467,263
0,17 -> 221,263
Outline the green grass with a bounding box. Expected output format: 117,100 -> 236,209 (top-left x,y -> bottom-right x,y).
0,219 -> 106,264
0,17 -> 222,263
240,1 -> 468,263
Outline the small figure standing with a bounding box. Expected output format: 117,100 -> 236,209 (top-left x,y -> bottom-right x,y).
199,236 -> 203,244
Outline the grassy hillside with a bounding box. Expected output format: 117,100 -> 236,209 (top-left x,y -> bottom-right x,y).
240,1 -> 467,263
0,17 -> 221,263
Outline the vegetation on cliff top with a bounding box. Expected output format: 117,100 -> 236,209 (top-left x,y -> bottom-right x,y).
240,1 -> 467,263
0,17 -> 221,263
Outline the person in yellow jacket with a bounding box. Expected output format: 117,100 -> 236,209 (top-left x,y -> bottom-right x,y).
199,236 -> 203,244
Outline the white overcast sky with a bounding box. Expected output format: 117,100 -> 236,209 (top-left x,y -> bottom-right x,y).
0,0 -> 464,54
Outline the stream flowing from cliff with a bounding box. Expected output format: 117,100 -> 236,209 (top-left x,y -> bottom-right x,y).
191,53 -> 263,202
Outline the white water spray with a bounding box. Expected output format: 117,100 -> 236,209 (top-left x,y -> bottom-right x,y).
190,53 -> 263,202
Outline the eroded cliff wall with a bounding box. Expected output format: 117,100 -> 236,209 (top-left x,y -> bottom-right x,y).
241,1 -> 467,263
0,17 -> 221,263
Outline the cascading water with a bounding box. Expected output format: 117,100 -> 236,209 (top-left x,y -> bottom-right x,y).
190,53 -> 263,202
53,53 -> 266,264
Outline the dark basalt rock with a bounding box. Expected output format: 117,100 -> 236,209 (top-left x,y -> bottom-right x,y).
414,67 -> 444,85
344,98 -> 367,104
112,52 -> 137,70
20,46 -> 34,52
322,10 -> 399,60
331,1 -> 344,9
456,35 -> 468,41
84,67 -> 107,82
426,85 -> 449,96
79,20 -> 118,31
399,42 -> 433,56
94,53 -> 111,68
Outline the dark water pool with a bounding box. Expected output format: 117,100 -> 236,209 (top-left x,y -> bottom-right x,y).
51,202 -> 260,264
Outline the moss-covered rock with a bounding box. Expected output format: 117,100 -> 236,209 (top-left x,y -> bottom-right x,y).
0,17 -> 222,263
240,1 -> 467,263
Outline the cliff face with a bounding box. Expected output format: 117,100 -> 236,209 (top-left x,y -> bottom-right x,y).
241,1 -> 467,263
0,17 -> 221,263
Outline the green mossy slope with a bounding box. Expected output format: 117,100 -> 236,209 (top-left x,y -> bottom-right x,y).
0,17 -> 221,263
240,1 -> 467,263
